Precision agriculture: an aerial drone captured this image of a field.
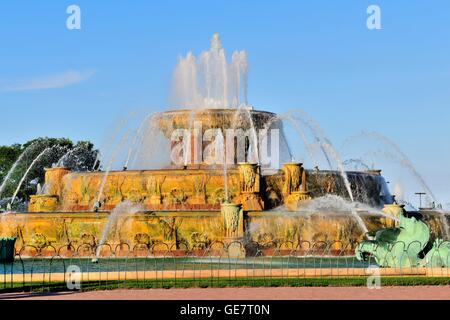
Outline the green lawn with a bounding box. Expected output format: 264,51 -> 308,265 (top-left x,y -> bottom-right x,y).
2,276 -> 450,294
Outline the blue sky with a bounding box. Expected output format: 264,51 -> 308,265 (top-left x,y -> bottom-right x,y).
0,1 -> 449,207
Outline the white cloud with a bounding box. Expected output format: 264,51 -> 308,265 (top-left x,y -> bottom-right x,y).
2,70 -> 95,92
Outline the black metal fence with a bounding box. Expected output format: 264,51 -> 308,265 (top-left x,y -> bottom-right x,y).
1,240 -> 449,293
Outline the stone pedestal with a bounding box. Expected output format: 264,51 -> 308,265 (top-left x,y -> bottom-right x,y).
221,202 -> 244,238
285,191 -> 312,211
282,162 -> 311,211
237,163 -> 264,211
44,167 -> 70,197
29,167 -> 69,213
221,202 -> 246,258
145,176 -> 165,207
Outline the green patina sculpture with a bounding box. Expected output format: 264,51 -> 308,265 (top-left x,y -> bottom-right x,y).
423,239 -> 450,267
356,211 -> 450,268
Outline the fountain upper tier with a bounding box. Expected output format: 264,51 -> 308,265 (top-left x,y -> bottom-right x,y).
155,108 -> 283,168
156,108 -> 278,138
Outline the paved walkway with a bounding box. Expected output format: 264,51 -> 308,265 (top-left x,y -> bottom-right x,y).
2,286 -> 450,300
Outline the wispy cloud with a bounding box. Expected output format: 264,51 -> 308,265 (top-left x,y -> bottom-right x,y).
2,70 -> 95,92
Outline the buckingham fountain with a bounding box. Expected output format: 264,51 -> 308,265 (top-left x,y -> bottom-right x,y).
0,34 -> 448,261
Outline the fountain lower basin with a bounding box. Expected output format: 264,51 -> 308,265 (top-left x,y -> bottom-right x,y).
1,209 -> 446,257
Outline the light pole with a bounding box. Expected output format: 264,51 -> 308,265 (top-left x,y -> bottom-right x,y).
415,192 -> 426,209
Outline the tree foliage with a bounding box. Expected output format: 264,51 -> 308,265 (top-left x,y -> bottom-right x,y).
0,137 -> 100,209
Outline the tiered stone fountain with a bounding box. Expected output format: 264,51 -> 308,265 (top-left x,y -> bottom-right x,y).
0,34 -> 447,256
0,107 -> 444,256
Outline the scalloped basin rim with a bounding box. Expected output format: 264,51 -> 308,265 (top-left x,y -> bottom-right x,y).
160,108 -> 276,116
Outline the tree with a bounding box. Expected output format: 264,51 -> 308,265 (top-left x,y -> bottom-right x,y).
0,137 -> 100,210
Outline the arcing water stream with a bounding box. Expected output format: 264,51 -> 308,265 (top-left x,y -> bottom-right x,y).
9,147 -> 53,206
276,110 -> 369,235
56,146 -> 82,167
0,142 -> 41,198
342,131 -> 450,238
343,131 -> 438,203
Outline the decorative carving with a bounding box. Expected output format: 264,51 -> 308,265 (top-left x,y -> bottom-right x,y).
190,232 -> 211,249
55,218 -> 69,244
210,188 -> 225,205
81,233 -> 96,247
324,175 -> 336,194
119,177 -> 145,203
128,187 -> 144,202
66,191 -> 79,205
32,233 -> 49,248
134,233 -> 151,246
282,163 -> 303,194
159,217 -> 182,243
146,176 -> 165,205
79,176 -> 96,206
106,175 -> 125,205
169,188 -> 187,205
193,175 -> 207,195
237,163 -> 264,211
381,204 -> 403,228
238,163 -> 260,193
282,163 -> 311,211
221,203 -> 244,239
191,174 -> 209,204
257,233 -> 276,248
28,195 -> 58,212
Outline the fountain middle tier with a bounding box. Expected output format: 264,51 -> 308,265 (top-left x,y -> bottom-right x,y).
28,163 -> 391,213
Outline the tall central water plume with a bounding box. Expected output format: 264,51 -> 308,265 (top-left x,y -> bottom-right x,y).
171,33 -> 248,109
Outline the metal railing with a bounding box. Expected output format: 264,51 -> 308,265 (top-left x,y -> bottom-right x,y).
1,240 -> 449,293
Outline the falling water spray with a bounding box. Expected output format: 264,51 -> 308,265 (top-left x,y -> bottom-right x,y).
171,33 -> 248,109
95,132 -> 131,210
123,113 -> 155,170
